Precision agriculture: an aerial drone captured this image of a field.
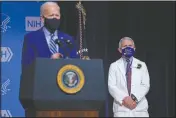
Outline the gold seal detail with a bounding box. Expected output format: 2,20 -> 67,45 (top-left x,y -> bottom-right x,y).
57,64 -> 85,94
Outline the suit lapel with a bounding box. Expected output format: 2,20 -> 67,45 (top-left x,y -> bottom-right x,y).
131,58 -> 142,87
117,57 -> 138,84
117,58 -> 127,83
38,28 -> 52,55
131,57 -> 138,69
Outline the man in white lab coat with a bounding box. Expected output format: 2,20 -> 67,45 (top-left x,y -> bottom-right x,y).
108,37 -> 150,117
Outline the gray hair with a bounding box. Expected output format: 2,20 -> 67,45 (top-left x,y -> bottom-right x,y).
118,37 -> 135,48
40,2 -> 59,16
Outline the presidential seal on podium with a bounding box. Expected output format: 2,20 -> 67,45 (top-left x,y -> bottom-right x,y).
57,64 -> 85,94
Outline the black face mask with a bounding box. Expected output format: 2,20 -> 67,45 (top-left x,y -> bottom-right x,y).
44,17 -> 60,33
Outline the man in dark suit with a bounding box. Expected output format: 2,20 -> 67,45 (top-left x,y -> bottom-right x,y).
22,1 -> 78,69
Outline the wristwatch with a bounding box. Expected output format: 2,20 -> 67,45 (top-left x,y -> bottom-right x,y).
131,94 -> 138,103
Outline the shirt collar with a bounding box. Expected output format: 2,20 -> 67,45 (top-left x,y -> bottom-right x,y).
43,27 -> 58,37
122,56 -> 133,63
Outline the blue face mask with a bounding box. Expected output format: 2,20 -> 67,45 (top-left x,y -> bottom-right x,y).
122,47 -> 135,58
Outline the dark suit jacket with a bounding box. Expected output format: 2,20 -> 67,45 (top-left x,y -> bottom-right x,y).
21,28 -> 79,69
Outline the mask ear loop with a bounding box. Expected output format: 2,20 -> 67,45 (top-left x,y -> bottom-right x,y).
42,15 -> 46,19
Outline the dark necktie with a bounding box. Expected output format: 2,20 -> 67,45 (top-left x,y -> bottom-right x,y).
49,34 -> 57,54
126,59 -> 132,95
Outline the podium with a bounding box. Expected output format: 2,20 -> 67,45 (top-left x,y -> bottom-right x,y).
19,58 -> 106,117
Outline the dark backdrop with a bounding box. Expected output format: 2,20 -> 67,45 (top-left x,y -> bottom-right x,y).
57,1 -> 175,117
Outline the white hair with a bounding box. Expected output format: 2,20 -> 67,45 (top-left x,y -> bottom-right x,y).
40,2 -> 59,16
118,37 -> 135,48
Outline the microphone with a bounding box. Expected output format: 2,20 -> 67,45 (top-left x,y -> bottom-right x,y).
65,39 -> 72,44
65,39 -> 73,49
64,39 -> 74,59
54,39 -> 64,58
54,39 -> 63,47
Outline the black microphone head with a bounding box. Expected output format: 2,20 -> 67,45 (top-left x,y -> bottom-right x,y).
65,39 -> 72,45
54,39 -> 63,47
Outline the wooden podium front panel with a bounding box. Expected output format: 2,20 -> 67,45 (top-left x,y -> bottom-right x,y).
32,110 -> 98,117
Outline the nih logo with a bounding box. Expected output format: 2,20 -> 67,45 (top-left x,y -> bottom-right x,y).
25,17 -> 43,31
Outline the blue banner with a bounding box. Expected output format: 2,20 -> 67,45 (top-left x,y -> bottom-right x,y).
1,1 -> 44,117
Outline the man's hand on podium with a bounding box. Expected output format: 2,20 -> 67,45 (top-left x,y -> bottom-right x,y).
51,53 -> 63,59
82,56 -> 90,60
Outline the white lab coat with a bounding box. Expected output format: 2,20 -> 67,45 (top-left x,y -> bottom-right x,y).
108,57 -> 150,117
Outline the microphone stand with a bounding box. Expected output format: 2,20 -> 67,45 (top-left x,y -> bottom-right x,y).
55,39 -> 73,59
54,39 -> 65,59
65,39 -> 73,59
65,47 -> 70,59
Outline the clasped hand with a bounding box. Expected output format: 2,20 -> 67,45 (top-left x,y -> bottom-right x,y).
122,96 -> 137,110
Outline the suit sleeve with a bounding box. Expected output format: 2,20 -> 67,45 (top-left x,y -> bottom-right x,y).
20,35 -> 35,102
21,35 -> 35,70
132,62 -> 150,102
108,64 -> 128,105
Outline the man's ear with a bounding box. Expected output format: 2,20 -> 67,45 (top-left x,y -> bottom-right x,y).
133,45 -> 136,51
60,13 -> 61,19
134,46 -> 136,51
40,16 -> 44,23
118,48 -> 122,53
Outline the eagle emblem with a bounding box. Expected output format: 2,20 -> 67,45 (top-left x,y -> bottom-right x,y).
63,71 -> 78,88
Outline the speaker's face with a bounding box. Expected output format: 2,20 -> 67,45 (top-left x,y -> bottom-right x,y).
41,3 -> 61,23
